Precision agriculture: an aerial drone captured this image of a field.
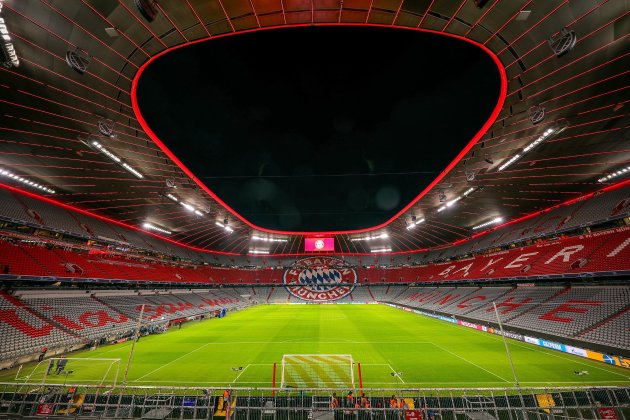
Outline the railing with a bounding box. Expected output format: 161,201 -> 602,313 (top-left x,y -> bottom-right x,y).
0,383 -> 627,419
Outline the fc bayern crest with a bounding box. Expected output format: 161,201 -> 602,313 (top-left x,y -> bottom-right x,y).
283,257 -> 357,302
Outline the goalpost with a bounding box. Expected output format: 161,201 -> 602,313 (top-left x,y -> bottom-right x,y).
280,354 -> 355,389
17,358 -> 121,386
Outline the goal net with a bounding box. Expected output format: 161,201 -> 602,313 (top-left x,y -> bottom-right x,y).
17,358 -> 121,386
280,354 -> 354,388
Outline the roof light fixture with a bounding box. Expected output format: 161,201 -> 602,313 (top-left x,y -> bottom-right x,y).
142,222 -> 171,235
91,140 -> 120,162
371,247 -> 392,253
446,197 -> 461,207
89,139 -> 144,179
181,202 -> 195,212
0,2 -> 20,68
498,154 -> 522,172
498,120 -> 569,172
350,233 -> 388,242
406,217 -> 425,230
472,217 -> 503,230
0,167 -> 55,194
249,249 -> 269,255
178,200 -> 208,218
121,162 -> 143,179
216,221 -> 234,233
462,187 -> 475,197
436,187 -> 475,213
252,235 -> 288,242
598,165 -> 630,183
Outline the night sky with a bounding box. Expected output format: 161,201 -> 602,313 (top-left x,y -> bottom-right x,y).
137,26 -> 500,232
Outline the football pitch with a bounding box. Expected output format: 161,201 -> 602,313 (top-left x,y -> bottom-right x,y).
2,304 -> 628,388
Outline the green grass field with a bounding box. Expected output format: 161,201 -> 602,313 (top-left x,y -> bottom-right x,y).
2,305 -> 628,388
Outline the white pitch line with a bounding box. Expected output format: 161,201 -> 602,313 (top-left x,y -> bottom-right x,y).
428,341 -> 510,383
358,363 -> 391,366
232,364 -> 250,383
416,311 -> 629,379
206,341 -> 433,344
510,341 -> 630,378
424,315 -> 629,379
387,363 -> 405,384
132,342 -> 212,382
130,380 -> 274,384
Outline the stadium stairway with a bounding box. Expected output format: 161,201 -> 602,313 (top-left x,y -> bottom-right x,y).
12,194 -> 45,226
578,307 -> 630,338
266,287 -> 275,303
16,299 -> 83,341
91,295 -> 133,320
1,291 -> 88,339
579,309 -> 630,350
0,291 -> 81,361
0,290 -> 25,308
15,245 -> 53,277
389,285 -> 410,302
367,286 -> 376,301
495,286 -> 570,323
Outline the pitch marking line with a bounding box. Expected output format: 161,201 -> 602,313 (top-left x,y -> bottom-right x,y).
126,379 -> 630,384
427,341 -> 510,383
504,339 -> 630,378
132,342 -> 212,382
420,315 -> 628,379
387,363 -> 405,384
212,341 -> 433,344
232,364 -> 250,383
416,311 -> 628,380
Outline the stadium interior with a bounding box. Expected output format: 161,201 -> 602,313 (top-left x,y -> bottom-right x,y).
0,0 -> 628,418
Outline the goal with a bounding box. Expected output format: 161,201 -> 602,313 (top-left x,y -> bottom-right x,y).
18,357 -> 121,386
280,354 -> 354,388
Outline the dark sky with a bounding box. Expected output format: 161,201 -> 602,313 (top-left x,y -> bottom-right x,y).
137,26 -> 500,232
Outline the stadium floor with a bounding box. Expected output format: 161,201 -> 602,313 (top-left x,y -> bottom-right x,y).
1,305 -> 628,388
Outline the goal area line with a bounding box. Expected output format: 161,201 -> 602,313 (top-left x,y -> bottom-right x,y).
18,357 -> 121,386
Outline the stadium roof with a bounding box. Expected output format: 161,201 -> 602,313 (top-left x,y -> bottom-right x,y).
0,0 -> 627,255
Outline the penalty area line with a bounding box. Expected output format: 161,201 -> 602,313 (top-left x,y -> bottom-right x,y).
131,342 -> 212,382
387,362 -> 405,384
427,341 -> 510,384
232,364 -> 250,383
